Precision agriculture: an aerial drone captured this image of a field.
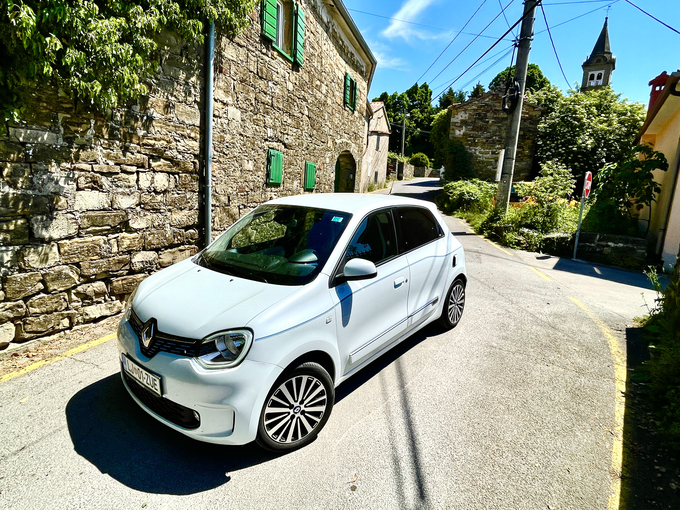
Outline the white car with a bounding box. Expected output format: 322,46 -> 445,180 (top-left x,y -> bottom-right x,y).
117,193 -> 466,451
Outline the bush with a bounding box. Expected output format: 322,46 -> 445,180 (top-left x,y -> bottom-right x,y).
437,179 -> 496,214
409,152 -> 430,167
388,151 -> 409,163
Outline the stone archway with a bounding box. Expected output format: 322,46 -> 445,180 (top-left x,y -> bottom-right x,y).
334,151 -> 356,192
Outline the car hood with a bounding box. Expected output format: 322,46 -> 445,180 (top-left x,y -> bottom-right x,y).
133,259 -> 300,340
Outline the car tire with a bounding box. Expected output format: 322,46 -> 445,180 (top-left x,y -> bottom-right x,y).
256,362 -> 334,452
438,278 -> 465,330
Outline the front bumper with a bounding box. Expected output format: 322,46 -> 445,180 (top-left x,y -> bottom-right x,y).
117,317 -> 283,445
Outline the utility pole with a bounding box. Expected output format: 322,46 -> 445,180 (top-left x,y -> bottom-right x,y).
400,113 -> 407,158
495,0 -> 540,212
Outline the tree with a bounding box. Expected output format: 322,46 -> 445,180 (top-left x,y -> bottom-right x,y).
469,82 -> 485,98
489,63 -> 551,93
438,87 -> 467,109
0,0 -> 257,120
430,109 -> 474,180
530,86 -> 646,183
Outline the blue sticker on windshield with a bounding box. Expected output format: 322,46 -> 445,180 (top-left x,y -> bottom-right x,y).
332,216 -> 344,223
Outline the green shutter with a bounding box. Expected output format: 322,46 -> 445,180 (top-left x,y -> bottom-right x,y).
344,73 -> 351,108
350,77 -> 357,111
304,161 -> 316,191
293,6 -> 305,66
261,0 -> 277,42
267,149 -> 283,186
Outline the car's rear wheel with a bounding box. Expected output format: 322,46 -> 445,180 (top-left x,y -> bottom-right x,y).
438,278 -> 465,330
256,362 -> 334,452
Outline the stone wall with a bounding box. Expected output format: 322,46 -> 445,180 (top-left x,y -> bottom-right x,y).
449,89 -> 542,181
0,0 -> 371,351
576,233 -> 649,269
413,166 -> 440,178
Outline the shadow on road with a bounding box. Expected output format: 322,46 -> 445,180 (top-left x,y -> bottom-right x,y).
550,257 -> 661,290
65,374 -> 276,495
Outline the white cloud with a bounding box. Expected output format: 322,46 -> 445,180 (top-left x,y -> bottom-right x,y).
366,39 -> 409,71
382,0 -> 440,40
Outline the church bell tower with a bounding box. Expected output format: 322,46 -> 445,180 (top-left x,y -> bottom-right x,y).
581,18 -> 616,91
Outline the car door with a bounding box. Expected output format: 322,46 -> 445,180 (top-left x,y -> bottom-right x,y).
330,209 -> 410,375
394,206 -> 448,327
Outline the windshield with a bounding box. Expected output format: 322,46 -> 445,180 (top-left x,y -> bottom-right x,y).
198,205 -> 352,285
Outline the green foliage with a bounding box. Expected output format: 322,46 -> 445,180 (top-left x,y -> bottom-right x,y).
437,179 -> 497,214
438,87 -> 466,109
489,63 -> 551,93
430,109 -> 451,168
530,160 -> 576,205
409,152 -> 430,167
469,81 -> 485,98
430,109 -> 474,180
640,251 -> 680,449
530,86 -> 646,181
388,151 -> 408,163
0,0 -> 256,120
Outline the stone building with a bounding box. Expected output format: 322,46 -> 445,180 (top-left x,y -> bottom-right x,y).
448,88 -> 542,181
359,101 -> 391,191
580,18 -> 615,92
0,0 -> 376,350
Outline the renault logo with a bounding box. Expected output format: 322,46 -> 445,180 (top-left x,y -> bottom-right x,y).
141,320 -> 156,348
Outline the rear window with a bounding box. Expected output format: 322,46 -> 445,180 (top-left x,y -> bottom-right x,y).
394,207 -> 442,253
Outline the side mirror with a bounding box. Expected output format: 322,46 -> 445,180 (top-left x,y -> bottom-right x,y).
342,258 -> 377,281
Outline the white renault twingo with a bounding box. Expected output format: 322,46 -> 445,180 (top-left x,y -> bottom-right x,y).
117,193 -> 466,451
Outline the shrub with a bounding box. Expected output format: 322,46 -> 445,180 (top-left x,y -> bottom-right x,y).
437,179 -> 496,214
388,151 -> 409,163
409,152 -> 430,167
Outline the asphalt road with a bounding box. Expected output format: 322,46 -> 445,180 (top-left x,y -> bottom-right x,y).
0,178 -> 658,509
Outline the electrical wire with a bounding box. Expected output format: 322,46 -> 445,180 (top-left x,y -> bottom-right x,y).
534,0 -> 619,35
415,0 -> 489,84
539,2 -> 572,88
428,0 -> 517,86
543,0 -> 612,4
457,47 -> 515,91
623,0 -> 680,35
498,0 -> 517,37
432,44 -> 514,92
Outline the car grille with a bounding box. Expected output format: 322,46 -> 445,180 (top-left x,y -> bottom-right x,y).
122,371 -> 200,429
129,309 -> 201,359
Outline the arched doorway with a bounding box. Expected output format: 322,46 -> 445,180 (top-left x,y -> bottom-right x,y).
334,151 -> 356,192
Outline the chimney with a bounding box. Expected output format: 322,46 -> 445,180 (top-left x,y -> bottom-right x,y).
648,71 -> 669,110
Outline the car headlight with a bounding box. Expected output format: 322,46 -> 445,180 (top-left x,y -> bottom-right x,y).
196,329 -> 253,369
124,286 -> 139,321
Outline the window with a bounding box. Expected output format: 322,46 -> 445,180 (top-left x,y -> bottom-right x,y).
344,73 -> 357,111
345,210 -> 397,265
267,149 -> 283,186
394,207 -> 442,253
376,136 -> 380,151
261,0 -> 305,65
304,161 -> 316,191
589,73 -> 595,81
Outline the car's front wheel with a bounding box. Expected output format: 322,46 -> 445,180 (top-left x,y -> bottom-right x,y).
256,362 -> 334,452
439,278 -> 465,330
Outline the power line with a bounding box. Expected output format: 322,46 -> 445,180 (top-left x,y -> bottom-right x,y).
544,0 -> 612,4
534,0 -> 619,35
432,44 -> 514,92
415,0 -> 489,84
539,2 -> 572,88
428,0 -> 517,86
457,47 -> 515,91
498,0 -> 517,37
623,0 -> 680,35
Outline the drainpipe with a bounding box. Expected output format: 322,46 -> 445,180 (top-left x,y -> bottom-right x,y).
202,20 -> 215,248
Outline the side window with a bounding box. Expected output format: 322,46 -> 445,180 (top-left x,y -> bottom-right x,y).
344,73 -> 357,111
345,210 -> 397,265
395,207 -> 442,253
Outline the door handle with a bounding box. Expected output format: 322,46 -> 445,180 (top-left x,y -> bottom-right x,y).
394,277 -> 407,288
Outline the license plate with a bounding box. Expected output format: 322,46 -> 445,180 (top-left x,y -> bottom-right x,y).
121,354 -> 162,397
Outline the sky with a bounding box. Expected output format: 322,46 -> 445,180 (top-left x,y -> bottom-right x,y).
342,0 -> 680,108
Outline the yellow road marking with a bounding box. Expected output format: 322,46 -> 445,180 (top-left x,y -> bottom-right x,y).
483,238 -> 514,256
528,266 -> 551,282
0,332 -> 117,385
569,297 -> 626,510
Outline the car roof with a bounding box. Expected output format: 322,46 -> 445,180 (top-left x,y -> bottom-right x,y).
267,193 -> 435,216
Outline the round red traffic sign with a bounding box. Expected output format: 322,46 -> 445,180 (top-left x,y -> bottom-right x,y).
584,171 -> 593,199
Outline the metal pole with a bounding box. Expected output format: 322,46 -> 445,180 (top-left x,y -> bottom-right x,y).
495,0 -> 539,213
400,113 -> 406,158
202,20 -> 215,248
572,196 -> 586,260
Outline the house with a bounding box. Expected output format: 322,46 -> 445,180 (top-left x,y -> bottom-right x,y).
359,101 -> 391,191
0,0 -> 377,349
638,70 -> 680,271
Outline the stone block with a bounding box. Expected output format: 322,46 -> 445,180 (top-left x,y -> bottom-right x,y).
31,214 -> 78,241
153,173 -> 170,192
118,233 -> 144,252
141,193 -> 166,209
150,158 -> 175,172
144,229 -> 174,250
9,127 -> 59,145
186,229 -> 199,243
74,191 -> 111,211
131,251 -> 158,271
58,236 -> 107,263
0,140 -> 25,162
129,213 -> 153,231
4,272 -> 43,300
173,228 -> 185,245
1,162 -> 31,188
166,193 -> 195,209
0,218 -> 29,245
138,172 -> 153,190
110,173 -> 137,188
175,103 -> 201,126
77,173 -> 109,191
101,149 -> 148,168
43,265 -> 80,292
112,192 -> 141,209
177,174 -> 199,191
79,255 -> 130,277
0,322 -> 16,348
213,206 -> 240,230
74,281 -> 108,300
26,293 -> 69,315
120,165 -> 138,173
0,193 -> 50,217
111,274 -> 146,295
0,247 -> 21,273
159,246 -> 197,268
92,164 -> 121,174
20,311 -> 74,336
80,211 -> 128,230
80,301 -> 123,322
21,243 -> 60,269
0,301 -> 27,324
170,210 -> 198,228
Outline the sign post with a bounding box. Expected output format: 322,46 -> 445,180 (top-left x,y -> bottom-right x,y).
572,171 -> 593,260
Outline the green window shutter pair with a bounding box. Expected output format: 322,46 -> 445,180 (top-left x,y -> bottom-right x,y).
261,0 -> 305,66
344,73 -> 357,111
304,161 -> 316,191
261,0 -> 277,42
267,149 -> 284,186
293,5 -> 305,65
